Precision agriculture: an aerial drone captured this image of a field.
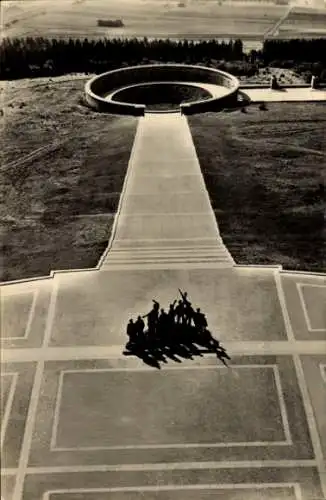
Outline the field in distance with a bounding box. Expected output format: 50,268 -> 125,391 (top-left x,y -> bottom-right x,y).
2,0 -> 326,51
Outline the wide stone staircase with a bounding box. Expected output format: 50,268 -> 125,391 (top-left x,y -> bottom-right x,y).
101,113 -> 234,269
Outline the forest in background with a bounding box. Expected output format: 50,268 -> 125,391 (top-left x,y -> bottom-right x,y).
1,37 -> 326,82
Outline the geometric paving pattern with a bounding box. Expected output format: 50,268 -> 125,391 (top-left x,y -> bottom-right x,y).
296,284 -> 325,332
1,273 -> 325,500
281,277 -> 326,342
1,114 -> 326,500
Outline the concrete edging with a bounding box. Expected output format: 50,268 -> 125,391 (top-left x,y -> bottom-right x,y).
1,263 -> 325,287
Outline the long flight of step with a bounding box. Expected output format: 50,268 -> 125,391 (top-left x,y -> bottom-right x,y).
101,113 -> 234,270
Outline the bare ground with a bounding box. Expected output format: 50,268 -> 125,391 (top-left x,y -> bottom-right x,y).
188,102 -> 326,272
0,77 -> 138,282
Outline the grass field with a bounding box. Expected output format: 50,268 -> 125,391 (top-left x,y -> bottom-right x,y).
0,0 -> 287,44
2,0 -> 326,47
188,102 -> 326,272
0,77 -> 138,282
278,6 -> 326,38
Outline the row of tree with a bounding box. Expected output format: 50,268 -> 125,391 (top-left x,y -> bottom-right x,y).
261,39 -> 326,65
1,36 -> 325,81
259,39 -> 326,82
0,37 -> 244,79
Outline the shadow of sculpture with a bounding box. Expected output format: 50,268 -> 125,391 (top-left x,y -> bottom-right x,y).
123,291 -> 231,369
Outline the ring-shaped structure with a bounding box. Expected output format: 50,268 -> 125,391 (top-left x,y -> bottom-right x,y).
85,64 -> 240,115
110,81 -> 214,112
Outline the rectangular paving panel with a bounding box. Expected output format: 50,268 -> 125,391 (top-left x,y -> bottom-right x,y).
44,485 -> 299,500
1,281 -> 53,349
281,275 -> 326,341
28,356 -> 312,467
49,267 -> 286,347
1,373 -> 16,420
1,290 -> 36,339
300,355 -> 326,457
1,362 -> 36,468
186,267 -> 287,342
51,366 -> 290,449
22,467 -> 323,500
297,284 -> 326,331
1,372 -> 18,448
1,474 -> 16,500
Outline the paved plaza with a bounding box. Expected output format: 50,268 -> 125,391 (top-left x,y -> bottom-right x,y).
1,113 -> 326,500
243,87 -> 326,103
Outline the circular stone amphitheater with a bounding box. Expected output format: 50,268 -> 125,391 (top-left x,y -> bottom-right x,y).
85,64 -> 240,115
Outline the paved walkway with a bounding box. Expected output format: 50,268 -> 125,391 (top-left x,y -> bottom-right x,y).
243,87 -> 326,102
102,113 -> 234,269
1,113 -> 326,500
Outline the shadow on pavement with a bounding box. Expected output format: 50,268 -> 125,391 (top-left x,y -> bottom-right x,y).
122,292 -> 231,370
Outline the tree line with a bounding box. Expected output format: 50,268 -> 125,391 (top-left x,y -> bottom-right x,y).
1,36 -> 325,81
0,37 -> 244,80
260,38 -> 326,82
262,38 -> 326,64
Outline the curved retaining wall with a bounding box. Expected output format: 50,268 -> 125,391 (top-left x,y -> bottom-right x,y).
110,81 -> 213,113
85,64 -> 239,115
